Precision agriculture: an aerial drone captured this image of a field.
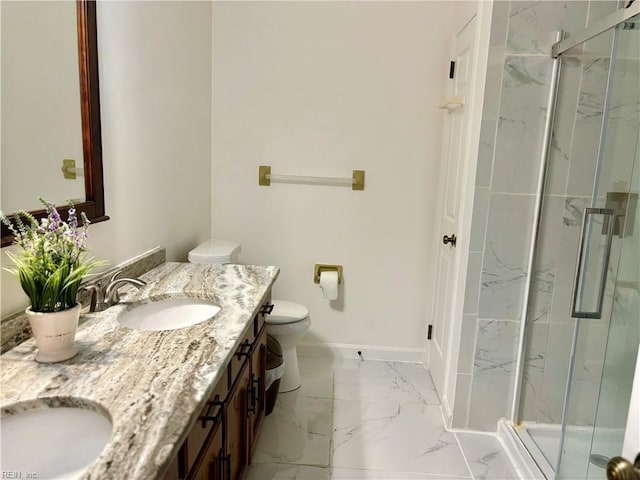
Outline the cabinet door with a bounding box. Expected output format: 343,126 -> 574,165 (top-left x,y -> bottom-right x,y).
225,359 -> 250,480
186,378 -> 228,474
248,325 -> 267,461
162,451 -> 183,480
188,422 -> 224,480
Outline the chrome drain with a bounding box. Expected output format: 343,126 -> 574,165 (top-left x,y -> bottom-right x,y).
589,453 -> 610,469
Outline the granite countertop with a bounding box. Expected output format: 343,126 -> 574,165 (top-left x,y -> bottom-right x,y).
0,262 -> 279,480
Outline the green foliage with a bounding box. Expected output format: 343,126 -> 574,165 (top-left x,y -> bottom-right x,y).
1,198 -> 105,312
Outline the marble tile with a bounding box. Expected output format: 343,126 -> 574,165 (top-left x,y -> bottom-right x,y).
247,463 -> 331,480
467,320 -> 519,431
478,194 -> 535,320
572,320 -> 608,384
470,188 -> 490,252
452,373 -> 472,429
457,315 -> 477,375
298,355 -> 335,399
331,467 -> 469,479
464,253 -> 483,315
526,195 -> 565,324
332,399 -> 470,477
564,378 -> 601,427
467,370 -> 515,432
473,320 -> 520,375
567,58 -> 609,197
491,56 -> 551,194
483,49 -> 506,121
252,393 -> 333,466
456,432 -> 519,480
519,323 -> 551,423
489,2 -> 509,49
333,360 -> 440,406
599,58 -> 640,189
538,321 -> 575,424
506,2 -> 588,55
546,59 -> 581,195
476,121 -> 496,188
246,462 -> 331,480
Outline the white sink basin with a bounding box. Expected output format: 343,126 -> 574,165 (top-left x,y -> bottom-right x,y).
1,405 -> 112,479
118,297 -> 221,331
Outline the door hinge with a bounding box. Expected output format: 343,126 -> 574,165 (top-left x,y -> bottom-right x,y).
449,61 -> 455,79
427,324 -> 433,340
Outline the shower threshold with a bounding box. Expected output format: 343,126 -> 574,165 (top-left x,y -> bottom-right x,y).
513,422 -> 624,479
514,423 -> 558,480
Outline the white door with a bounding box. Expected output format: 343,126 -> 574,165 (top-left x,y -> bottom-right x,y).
428,16 -> 477,397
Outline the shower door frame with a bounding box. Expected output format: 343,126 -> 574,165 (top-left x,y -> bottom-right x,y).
509,1 -> 640,477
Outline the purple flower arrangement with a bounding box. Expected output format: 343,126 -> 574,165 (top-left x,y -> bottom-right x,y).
1,198 -> 104,312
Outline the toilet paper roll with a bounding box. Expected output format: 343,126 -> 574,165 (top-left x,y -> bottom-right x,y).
319,271 -> 339,300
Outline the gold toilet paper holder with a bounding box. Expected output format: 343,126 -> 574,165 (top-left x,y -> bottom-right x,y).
314,264 -> 343,284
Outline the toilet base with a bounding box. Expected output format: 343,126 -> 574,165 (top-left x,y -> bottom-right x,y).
279,345 -> 301,392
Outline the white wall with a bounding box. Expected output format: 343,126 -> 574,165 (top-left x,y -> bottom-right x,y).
1,1 -> 212,318
211,2 -> 455,353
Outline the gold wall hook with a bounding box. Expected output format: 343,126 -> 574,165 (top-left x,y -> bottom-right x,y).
259,165 -> 271,186
352,170 -> 365,191
61,159 -> 78,179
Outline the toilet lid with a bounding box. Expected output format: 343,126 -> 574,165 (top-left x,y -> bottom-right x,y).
266,300 -> 309,325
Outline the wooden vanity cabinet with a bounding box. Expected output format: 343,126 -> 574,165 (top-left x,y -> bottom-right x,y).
225,359 -> 250,480
247,326 -> 267,461
189,419 -> 224,480
163,294 -> 272,480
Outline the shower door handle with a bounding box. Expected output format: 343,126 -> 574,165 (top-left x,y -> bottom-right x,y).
571,208 -> 615,319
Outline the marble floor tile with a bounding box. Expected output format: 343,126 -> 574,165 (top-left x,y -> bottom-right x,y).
252,391 -> 333,466
246,462 -> 331,480
333,360 -> 440,405
456,432 -> 520,480
332,399 -> 469,477
331,467 -> 471,479
298,355 -> 335,399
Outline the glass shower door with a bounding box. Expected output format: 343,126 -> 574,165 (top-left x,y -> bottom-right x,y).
558,13 -> 640,480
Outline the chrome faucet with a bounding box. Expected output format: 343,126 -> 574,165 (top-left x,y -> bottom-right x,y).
80,270 -> 147,312
104,277 -> 147,304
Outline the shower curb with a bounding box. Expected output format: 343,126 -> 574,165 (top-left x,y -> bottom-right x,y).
497,419 -> 546,480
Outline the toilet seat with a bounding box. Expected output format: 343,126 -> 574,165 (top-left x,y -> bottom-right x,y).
266,300 -> 309,325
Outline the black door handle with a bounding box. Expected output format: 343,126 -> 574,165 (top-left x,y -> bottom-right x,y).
443,234 -> 457,246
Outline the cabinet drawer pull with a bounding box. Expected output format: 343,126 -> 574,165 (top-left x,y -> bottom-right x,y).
221,453 -> 231,480
202,395 -> 224,428
235,339 -> 252,359
247,374 -> 263,415
247,379 -> 256,414
260,303 -> 275,315
253,377 -> 262,406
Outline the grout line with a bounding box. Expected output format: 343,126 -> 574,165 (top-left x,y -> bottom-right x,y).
453,431 -> 477,480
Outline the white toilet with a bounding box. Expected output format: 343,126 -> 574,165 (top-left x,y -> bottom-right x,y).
188,239 -> 311,393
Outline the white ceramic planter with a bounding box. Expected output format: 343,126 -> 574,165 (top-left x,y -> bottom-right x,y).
26,303 -> 81,363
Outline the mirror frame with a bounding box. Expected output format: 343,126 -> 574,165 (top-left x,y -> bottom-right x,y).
1,0 -> 107,247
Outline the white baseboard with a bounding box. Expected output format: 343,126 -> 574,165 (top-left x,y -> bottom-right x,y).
497,419 -> 545,480
441,397 -> 454,430
297,342 -> 422,363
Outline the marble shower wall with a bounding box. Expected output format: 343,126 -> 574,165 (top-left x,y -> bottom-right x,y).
452,1 -> 622,431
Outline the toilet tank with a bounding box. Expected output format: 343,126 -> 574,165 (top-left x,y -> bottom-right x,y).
188,239 -> 241,264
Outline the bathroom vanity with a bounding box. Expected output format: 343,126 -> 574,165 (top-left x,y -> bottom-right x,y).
0,261 -> 279,480
163,289 -> 271,480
